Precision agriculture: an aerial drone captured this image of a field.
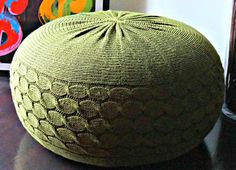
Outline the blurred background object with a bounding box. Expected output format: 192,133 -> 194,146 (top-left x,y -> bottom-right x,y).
223,0 -> 236,120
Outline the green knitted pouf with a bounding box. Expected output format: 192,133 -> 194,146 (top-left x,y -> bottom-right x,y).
10,10 -> 224,167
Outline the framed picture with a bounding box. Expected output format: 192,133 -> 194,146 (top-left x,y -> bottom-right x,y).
0,0 -> 110,71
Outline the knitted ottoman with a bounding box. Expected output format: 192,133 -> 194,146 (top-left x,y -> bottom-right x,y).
10,10 -> 224,167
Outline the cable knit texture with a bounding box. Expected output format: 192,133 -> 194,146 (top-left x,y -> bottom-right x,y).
10,10 -> 224,167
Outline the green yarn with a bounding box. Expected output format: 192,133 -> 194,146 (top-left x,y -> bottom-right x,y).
10,10 -> 224,167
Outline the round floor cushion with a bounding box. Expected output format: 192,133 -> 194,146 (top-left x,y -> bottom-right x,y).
10,10 -> 224,167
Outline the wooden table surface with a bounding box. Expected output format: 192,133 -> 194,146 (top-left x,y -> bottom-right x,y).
1,75 -> 236,170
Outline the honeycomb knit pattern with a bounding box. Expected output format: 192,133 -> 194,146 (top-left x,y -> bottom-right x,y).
10,10 -> 224,167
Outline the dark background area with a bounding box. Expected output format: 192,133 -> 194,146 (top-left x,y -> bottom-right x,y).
226,0 -> 236,113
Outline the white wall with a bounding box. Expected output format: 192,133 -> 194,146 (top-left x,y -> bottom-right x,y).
110,0 -> 233,70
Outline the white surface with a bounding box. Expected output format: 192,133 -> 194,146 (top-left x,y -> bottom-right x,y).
95,0 -> 104,11
110,0 -> 234,70
0,63 -> 10,71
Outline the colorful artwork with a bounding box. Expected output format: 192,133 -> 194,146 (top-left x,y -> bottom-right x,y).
38,0 -> 94,24
0,0 -> 28,56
